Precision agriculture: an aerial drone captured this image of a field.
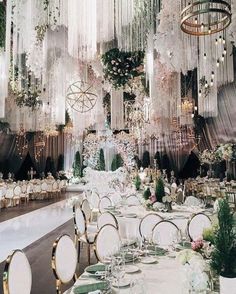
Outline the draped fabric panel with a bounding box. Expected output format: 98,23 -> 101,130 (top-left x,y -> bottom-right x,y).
0,132 -> 65,177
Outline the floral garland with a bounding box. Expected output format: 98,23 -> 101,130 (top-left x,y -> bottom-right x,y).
101,48 -> 145,89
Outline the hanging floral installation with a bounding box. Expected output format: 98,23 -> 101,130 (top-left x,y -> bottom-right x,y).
101,48 -> 145,89
83,131 -> 137,169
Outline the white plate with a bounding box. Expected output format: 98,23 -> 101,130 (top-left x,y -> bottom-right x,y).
123,213 -> 137,218
112,277 -> 131,288
125,265 -> 140,274
140,257 -> 157,264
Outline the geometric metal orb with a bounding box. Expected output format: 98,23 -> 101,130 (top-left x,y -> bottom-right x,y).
66,81 -> 97,113
181,0 -> 231,36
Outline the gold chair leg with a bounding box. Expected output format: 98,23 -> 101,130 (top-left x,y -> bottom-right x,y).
87,244 -> 91,265
56,279 -> 61,294
77,240 -> 81,263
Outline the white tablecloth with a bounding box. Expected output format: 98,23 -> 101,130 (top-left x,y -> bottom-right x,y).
70,256 -> 186,294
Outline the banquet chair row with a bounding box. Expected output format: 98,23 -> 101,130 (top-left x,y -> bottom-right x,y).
2,234 -> 77,294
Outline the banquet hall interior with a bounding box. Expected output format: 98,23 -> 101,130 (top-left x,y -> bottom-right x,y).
0,0 -> 236,293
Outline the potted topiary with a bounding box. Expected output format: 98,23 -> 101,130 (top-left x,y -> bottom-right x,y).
155,177 -> 165,203
134,174 -> 141,191
210,198 -> 236,293
143,187 -> 151,200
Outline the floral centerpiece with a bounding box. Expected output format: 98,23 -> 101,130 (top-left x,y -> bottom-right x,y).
177,249 -> 211,293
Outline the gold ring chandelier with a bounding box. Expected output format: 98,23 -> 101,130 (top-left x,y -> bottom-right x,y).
180,0 -> 231,36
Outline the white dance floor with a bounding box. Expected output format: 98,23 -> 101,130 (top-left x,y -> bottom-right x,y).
0,200 -> 72,262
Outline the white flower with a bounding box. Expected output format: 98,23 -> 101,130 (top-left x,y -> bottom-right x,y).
111,60 -> 115,64
113,67 -> 117,71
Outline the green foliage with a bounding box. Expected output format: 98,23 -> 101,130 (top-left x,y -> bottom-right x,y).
134,174 -> 141,191
155,177 -> 165,203
101,48 -> 145,89
202,226 -> 217,245
111,154 -> 124,171
73,151 -> 81,178
98,149 -> 105,171
57,154 -> 64,171
0,121 -> 10,133
0,2 -> 6,48
211,199 -> 236,277
142,151 -> 150,168
143,187 -> 151,200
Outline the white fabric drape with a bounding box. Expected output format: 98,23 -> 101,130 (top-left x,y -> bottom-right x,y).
111,88 -> 124,130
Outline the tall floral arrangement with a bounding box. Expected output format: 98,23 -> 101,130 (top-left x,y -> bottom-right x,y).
215,143 -> 236,162
199,149 -> 218,165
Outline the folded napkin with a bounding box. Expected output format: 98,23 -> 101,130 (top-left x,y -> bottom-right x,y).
73,281 -> 108,294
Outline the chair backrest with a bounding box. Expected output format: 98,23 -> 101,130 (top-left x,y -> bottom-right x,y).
81,199 -> 91,222
126,195 -> 140,206
3,250 -> 32,294
52,181 -> 58,190
98,196 -> 112,213
94,224 -> 121,262
89,191 -> 100,209
152,221 -> 181,247
26,184 -> 32,194
35,184 -> 41,193
41,182 -> 48,191
97,212 -> 118,230
52,234 -> 77,285
14,186 -> 21,197
139,213 -> 163,239
184,196 -> 201,207
187,213 -> 212,241
21,184 -> 27,193
73,206 -> 86,236
5,187 -> 14,199
164,187 -> 171,195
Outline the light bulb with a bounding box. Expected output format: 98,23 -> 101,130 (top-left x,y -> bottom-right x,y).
223,38 -> 226,44
205,82 -> 208,88
210,79 -> 213,86
208,27 -> 211,34
199,90 -> 202,97
194,106 -> 198,111
201,23 -> 204,30
203,53 -> 207,60
211,71 -> 215,78
216,59 -> 220,67
191,113 -> 194,118
215,39 -> 218,45
219,36 -> 222,42
221,54 -> 224,62
194,17 -> 198,24
223,47 -> 227,55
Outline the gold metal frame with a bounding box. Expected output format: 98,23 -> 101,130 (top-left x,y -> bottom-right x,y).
139,212 -> 163,239
187,212 -> 211,241
98,196 -> 112,213
152,220 -> 181,243
81,198 -> 92,222
3,249 -> 32,294
93,224 -> 120,262
51,234 -> 77,294
181,0 -> 231,35
97,211 -> 119,230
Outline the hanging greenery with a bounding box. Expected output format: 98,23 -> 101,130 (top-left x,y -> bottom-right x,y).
155,177 -> 165,203
0,2 -> 6,48
98,148 -> 106,171
15,88 -> 43,111
101,48 -> 145,89
73,151 -> 82,178
111,154 -> 124,171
